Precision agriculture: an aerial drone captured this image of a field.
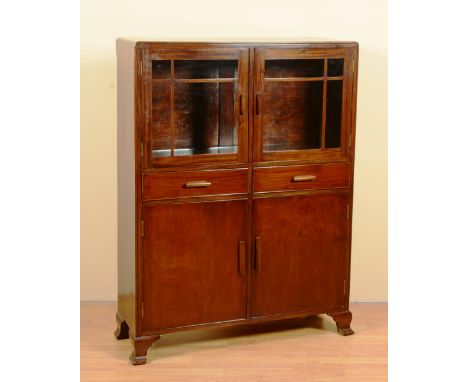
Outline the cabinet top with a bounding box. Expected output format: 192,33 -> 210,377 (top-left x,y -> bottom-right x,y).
116,37 -> 358,47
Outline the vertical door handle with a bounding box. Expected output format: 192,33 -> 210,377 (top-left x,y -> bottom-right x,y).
254,236 -> 261,272
255,94 -> 260,115
239,94 -> 243,115
238,241 -> 246,276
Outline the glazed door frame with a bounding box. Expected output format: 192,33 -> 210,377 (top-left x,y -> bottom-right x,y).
140,45 -> 250,168
253,46 -> 355,163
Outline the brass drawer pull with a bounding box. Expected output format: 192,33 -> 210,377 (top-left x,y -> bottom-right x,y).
292,175 -> 316,182
184,180 -> 212,188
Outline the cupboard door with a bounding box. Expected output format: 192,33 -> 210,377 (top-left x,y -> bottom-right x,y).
253,47 -> 355,162
252,193 -> 349,317
141,200 -> 248,332
140,47 -> 249,167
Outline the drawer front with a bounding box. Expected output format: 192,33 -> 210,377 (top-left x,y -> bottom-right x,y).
254,163 -> 351,193
143,169 -> 248,200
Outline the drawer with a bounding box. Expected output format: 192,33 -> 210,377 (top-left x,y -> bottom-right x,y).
142,169 -> 248,200
254,163 -> 351,193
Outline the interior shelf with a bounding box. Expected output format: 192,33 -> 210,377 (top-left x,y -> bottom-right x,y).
153,146 -> 238,157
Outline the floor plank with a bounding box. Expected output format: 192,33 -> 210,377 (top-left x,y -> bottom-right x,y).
81,302 -> 387,381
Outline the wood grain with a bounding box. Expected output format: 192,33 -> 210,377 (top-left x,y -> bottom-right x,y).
141,46 -> 249,167
254,163 -> 351,193
251,193 -> 349,317
262,80 -> 323,150
116,41 -> 360,365
141,200 -> 249,332
252,46 -> 356,163
142,168 -> 248,200
82,302 -> 387,381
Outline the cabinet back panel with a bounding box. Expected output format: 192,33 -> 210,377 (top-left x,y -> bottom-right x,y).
173,82 -> 238,154
174,60 -> 238,79
264,59 -> 324,78
262,81 -> 323,152
151,82 -> 171,155
325,80 -> 343,148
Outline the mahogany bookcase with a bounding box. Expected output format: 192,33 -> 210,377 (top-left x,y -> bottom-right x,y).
116,39 -> 359,365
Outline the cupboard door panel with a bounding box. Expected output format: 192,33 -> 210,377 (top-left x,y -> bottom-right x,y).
252,193 -> 349,317
142,200 -> 248,332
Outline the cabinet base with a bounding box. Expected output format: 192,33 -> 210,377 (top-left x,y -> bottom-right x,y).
121,310 -> 354,365
130,335 -> 161,365
327,310 -> 354,336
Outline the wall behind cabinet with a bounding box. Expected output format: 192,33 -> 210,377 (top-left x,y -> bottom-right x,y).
81,0 -> 387,301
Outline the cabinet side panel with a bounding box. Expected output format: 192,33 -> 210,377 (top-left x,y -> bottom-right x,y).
116,38 -> 136,335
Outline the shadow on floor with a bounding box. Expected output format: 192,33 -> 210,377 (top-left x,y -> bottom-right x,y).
140,314 -> 338,362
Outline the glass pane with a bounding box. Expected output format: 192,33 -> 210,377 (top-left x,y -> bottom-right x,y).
152,60 -> 170,79
173,82 -> 238,155
264,59 -> 324,78
328,59 -> 344,77
325,80 -> 343,148
151,82 -> 171,157
263,81 -> 323,151
174,60 -> 238,79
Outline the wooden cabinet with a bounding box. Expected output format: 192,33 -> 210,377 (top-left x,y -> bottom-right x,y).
116,39 -> 359,365
251,193 -> 349,318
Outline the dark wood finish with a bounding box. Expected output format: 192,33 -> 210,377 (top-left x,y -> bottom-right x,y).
114,312 -> 129,340
251,193 -> 349,317
254,163 -> 351,193
238,240 -> 246,276
142,194 -> 248,206
253,46 -> 354,163
141,47 -> 249,167
262,80 -> 323,151
254,236 -> 262,272
141,200 -> 248,332
116,39 -> 358,365
327,310 -> 354,336
130,335 -> 160,365
142,168 -> 248,200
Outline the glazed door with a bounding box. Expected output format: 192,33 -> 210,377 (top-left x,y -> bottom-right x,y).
141,200 -> 248,333
253,47 -> 354,163
140,46 -> 249,167
251,193 -> 349,317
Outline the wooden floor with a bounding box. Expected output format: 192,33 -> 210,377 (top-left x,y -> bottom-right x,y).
81,302 -> 387,381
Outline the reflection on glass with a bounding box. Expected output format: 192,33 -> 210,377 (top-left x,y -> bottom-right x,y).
264,59 -> 324,78
173,82 -> 238,155
325,80 -> 343,148
152,60 -> 170,79
174,60 -> 238,79
263,81 -> 323,151
327,59 -> 344,77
